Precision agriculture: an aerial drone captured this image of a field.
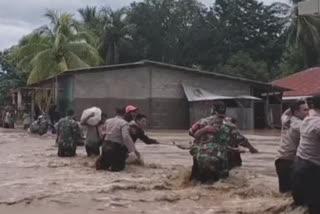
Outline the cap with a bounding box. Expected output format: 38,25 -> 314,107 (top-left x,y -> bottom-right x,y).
125,105 -> 138,113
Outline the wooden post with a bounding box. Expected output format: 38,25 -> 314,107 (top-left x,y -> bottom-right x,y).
17,89 -> 22,110
31,90 -> 35,122
55,77 -> 58,104
11,90 -> 16,105
265,92 -> 270,128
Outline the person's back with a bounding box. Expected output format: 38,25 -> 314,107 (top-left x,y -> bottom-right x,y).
275,100 -> 308,193
189,104 -> 229,183
56,109 -> 79,157
81,111 -> 105,157
105,116 -> 127,143
297,111 -> 320,165
279,116 -> 302,160
96,107 -> 137,171
291,96 -> 320,213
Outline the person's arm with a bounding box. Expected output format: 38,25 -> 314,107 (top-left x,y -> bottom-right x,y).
56,121 -> 60,144
235,132 -> 258,153
138,128 -> 159,144
194,125 -> 217,138
121,123 -> 136,153
281,108 -> 292,125
291,119 -> 302,132
72,121 -> 81,144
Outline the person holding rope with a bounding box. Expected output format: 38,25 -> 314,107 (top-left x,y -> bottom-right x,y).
188,101 -> 257,183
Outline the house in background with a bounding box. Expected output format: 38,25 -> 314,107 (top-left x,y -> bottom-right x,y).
298,0 -> 320,15
28,60 -> 287,130
272,67 -> 320,109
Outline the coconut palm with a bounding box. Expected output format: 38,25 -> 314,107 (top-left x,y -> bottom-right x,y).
79,6 -> 136,64
285,0 -> 320,67
14,10 -> 102,85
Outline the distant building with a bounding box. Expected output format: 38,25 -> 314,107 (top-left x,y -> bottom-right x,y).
272,67 -> 320,100
27,60 -> 286,129
298,0 -> 320,15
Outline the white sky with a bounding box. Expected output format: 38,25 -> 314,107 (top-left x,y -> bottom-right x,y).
0,0 -> 288,51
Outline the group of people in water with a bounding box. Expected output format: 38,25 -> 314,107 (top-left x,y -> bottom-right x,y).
55,105 -> 159,170
54,102 -> 259,183
275,95 -> 320,214
8,96 -> 319,213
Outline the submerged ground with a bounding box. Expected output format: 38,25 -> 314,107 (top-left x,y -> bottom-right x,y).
0,128 -> 307,213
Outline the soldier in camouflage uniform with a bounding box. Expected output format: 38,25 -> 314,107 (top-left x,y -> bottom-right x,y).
223,117 -> 258,169
56,109 -> 81,157
189,101 -> 257,183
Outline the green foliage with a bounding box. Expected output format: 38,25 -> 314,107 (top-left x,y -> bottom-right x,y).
13,10 -> 102,85
216,52 -> 269,81
0,50 -> 27,106
277,46 -> 305,78
79,6 -> 135,64
3,0 -> 320,93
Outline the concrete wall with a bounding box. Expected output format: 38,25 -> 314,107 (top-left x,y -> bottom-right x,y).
150,66 -> 250,98
70,65 -> 254,129
74,67 -> 150,99
73,67 -> 151,120
150,66 -> 252,129
57,75 -> 73,114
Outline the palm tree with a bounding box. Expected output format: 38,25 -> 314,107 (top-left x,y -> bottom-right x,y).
79,6 -> 136,64
285,0 -> 320,67
78,6 -> 99,25
77,6 -> 104,51
14,10 -> 102,85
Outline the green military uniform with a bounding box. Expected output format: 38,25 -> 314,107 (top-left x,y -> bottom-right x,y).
190,114 -> 246,182
56,116 -> 81,157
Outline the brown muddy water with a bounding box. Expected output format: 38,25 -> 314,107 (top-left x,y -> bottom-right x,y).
0,128 -> 307,213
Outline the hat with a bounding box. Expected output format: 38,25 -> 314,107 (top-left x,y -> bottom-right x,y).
125,105 -> 138,113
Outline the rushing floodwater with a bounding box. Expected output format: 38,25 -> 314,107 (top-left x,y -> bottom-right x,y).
0,129 -> 307,213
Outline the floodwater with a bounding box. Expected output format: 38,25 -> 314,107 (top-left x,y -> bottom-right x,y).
0,128 -> 307,214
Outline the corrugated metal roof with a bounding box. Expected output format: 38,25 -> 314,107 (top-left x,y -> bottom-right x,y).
182,84 -> 261,102
282,96 -> 312,101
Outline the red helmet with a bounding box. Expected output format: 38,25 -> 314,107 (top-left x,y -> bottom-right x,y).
125,105 -> 138,113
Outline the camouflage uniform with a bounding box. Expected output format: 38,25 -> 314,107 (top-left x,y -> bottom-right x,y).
56,116 -> 81,157
190,114 -> 246,182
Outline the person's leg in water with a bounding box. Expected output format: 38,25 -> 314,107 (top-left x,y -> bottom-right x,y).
58,146 -> 64,157
275,158 -> 293,193
228,150 -> 242,170
304,161 -> 320,214
199,157 -> 228,184
110,143 -> 128,172
96,142 -> 113,170
86,142 -> 100,157
190,158 -> 200,181
58,145 -> 76,157
85,145 -> 93,157
89,144 -> 100,156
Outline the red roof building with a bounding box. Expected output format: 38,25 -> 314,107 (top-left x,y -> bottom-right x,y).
272,67 -> 320,100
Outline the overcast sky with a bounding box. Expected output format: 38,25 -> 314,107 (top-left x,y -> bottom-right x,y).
0,0 -> 288,51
